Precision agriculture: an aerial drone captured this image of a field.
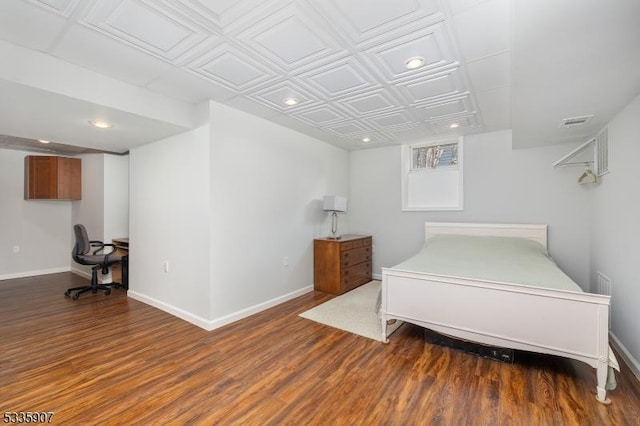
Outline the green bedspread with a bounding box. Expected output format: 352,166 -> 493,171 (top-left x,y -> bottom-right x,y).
391,234 -> 582,292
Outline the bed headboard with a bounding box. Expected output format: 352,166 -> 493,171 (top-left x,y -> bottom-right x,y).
424,222 -> 548,249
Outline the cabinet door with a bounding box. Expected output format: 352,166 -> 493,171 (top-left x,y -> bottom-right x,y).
57,157 -> 82,200
25,156 -> 57,199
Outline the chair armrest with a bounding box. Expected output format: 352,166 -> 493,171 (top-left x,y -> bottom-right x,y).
92,243 -> 117,256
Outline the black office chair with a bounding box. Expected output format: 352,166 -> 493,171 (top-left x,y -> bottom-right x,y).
65,224 -> 122,300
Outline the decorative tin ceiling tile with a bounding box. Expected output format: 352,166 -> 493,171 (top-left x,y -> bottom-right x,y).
236,2 -> 347,72
291,104 -> 349,126
364,24 -> 458,83
247,81 -> 320,112
81,0 -> 212,63
301,57 -> 380,98
187,44 -> 278,91
310,0 -> 444,47
338,89 -> 403,116
396,67 -> 467,105
28,0 -> 80,17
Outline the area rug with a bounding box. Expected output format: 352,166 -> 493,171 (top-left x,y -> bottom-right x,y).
299,280 -> 403,342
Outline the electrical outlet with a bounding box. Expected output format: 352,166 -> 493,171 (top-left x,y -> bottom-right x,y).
13,245 -> 20,253
163,260 -> 169,273
283,256 -> 289,267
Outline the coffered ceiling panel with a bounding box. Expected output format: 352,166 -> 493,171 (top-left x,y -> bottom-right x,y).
310,0 -> 443,47
414,96 -> 474,121
236,3 -> 347,72
368,111 -> 417,129
300,57 -> 379,98
291,104 -> 348,127
187,45 -> 279,91
384,125 -> 429,141
81,0 -> 213,63
248,81 -> 320,112
397,68 -> 467,105
339,90 -> 403,117
427,113 -> 481,133
364,24 -> 458,82
178,0 -> 265,30
29,0 -> 80,16
321,120 -> 369,137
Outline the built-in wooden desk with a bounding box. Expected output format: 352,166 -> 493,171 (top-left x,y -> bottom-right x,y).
111,238 -> 129,286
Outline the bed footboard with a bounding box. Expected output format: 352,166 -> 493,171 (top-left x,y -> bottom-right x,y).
381,269 -> 612,402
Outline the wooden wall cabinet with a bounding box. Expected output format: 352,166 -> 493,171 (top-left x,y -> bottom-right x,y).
314,235 -> 372,295
24,155 -> 81,200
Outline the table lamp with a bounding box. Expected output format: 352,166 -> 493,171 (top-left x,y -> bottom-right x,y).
323,195 -> 347,239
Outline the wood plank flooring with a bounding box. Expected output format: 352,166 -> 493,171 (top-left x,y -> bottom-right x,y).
1,272 -> 639,425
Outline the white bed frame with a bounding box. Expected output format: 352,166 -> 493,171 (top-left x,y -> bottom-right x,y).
381,222 -> 612,403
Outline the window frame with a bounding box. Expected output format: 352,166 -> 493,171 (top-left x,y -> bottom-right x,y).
401,137 -> 464,212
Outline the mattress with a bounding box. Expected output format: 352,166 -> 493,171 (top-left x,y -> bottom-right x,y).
391,234 -> 582,292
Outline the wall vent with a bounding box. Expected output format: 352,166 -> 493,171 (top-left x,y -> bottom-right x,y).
595,128 -> 609,176
596,271 -> 612,329
560,115 -> 593,128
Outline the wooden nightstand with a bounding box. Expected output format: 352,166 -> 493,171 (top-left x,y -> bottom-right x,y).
314,235 -> 372,295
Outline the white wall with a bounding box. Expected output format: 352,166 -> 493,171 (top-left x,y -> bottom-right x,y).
128,125 -> 212,322
591,92 -> 640,377
350,130 -> 592,289
127,101 -> 350,329
208,102 -> 350,321
72,154 -> 105,242
103,154 -> 129,242
0,149 -> 72,279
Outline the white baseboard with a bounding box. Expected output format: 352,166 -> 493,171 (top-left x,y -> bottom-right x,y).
0,266 -> 70,281
372,273 -> 382,281
70,267 -> 91,279
127,291 -> 212,329
610,331 -> 640,381
128,285 -> 314,331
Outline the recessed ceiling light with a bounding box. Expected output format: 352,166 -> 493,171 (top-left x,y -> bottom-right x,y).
89,120 -> 113,129
449,123 -> 460,129
38,139 -> 51,144
362,137 -> 371,143
283,97 -> 299,106
404,56 -> 426,70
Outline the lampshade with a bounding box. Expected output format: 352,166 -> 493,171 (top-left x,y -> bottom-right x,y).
323,195 -> 347,212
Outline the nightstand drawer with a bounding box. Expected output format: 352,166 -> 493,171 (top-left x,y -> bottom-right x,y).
340,236 -> 371,251
342,261 -> 372,292
340,246 -> 371,268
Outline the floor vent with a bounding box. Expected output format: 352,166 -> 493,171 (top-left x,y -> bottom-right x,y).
596,271 -> 612,329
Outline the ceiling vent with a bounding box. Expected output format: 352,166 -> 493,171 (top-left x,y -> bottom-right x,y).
559,115 -> 593,128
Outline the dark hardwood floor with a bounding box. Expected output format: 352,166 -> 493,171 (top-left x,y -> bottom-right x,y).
1,273 -> 639,425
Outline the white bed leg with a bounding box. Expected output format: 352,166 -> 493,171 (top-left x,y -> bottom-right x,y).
381,316 -> 389,343
595,361 -> 611,405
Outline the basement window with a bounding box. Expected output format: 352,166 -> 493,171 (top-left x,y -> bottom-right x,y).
402,138 -> 464,211
411,142 -> 458,170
